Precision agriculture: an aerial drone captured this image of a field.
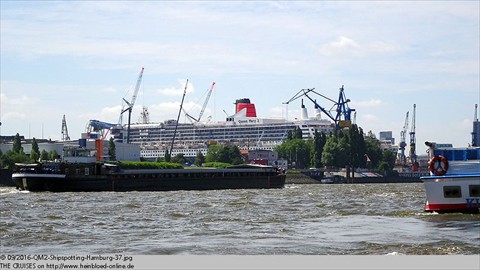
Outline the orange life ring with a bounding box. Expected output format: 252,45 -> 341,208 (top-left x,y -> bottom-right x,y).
428,155 -> 449,176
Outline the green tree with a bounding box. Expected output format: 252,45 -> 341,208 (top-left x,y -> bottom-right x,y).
227,145 -> 243,165
205,144 -> 222,163
40,149 -> 49,161
380,149 -> 397,173
312,131 -> 327,168
171,153 -> 187,164
377,161 -> 390,175
2,150 -> 29,169
164,149 -> 171,162
275,138 -> 312,169
194,151 -> 205,166
108,137 -> 116,161
364,132 -> 382,170
30,137 -> 40,162
12,133 -> 22,153
205,145 -> 243,165
343,124 -> 368,175
49,150 -> 59,161
321,132 -> 349,168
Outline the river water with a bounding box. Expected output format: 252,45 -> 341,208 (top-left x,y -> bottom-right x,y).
1,183 -> 479,255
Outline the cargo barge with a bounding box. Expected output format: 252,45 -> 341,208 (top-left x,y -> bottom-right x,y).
12,163 -> 286,192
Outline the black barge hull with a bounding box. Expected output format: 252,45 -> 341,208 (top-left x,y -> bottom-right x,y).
13,174 -> 285,192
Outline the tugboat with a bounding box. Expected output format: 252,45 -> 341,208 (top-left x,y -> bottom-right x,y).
421,142 -> 480,213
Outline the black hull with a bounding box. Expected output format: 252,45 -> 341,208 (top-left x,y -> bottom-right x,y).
13,174 -> 286,192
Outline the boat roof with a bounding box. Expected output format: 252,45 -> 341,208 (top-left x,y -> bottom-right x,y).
433,147 -> 480,161
227,164 -> 273,169
14,163 -> 41,167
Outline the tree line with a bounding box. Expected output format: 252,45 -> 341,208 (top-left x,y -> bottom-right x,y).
0,134 -> 60,169
156,144 -> 243,167
2,126 -> 397,173
275,125 -> 396,173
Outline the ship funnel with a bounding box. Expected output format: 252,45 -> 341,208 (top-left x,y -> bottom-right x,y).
301,99 -> 309,120
235,98 -> 257,117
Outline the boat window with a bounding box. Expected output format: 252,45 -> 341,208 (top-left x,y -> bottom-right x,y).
469,185 -> 480,197
443,186 -> 462,198
85,167 -> 90,176
76,169 -> 81,175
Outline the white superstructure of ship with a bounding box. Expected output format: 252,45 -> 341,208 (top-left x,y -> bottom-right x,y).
124,98 -> 334,160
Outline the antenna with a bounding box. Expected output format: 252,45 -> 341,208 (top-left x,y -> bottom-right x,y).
472,104 -> 479,146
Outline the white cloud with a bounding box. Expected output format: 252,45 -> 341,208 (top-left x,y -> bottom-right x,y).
157,80 -> 194,97
1,1 -> 478,146
368,41 -> 404,54
318,36 -> 360,56
360,114 -> 380,124
318,36 -> 404,58
351,99 -> 384,108
102,87 -> 118,93
2,111 -> 27,121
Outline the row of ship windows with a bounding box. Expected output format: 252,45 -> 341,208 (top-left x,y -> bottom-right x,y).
142,149 -> 207,153
443,185 -> 480,198
132,130 -> 292,135
131,129 -> 331,136
132,128 -> 329,135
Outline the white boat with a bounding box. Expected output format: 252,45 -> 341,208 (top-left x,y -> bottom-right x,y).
421,142 -> 480,213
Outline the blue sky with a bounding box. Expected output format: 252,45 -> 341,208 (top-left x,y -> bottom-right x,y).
1,1 -> 479,153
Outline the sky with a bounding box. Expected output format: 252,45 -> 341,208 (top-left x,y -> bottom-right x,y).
1,1 -> 479,154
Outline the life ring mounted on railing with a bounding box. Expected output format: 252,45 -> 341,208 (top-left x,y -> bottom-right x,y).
428,155 -> 449,176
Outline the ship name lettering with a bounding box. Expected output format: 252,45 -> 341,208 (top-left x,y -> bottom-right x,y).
465,198 -> 480,208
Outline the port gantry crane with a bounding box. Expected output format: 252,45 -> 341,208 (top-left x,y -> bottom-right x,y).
85,119 -> 122,160
398,111 -> 409,166
61,114 -> 71,141
284,85 -> 355,129
120,67 -> 144,144
183,82 -> 216,123
409,104 -> 418,171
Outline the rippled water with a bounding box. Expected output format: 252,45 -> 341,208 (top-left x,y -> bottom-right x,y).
1,183 -> 479,255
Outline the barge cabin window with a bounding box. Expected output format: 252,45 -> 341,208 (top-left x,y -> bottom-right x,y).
469,185 -> 480,197
443,186 -> 462,198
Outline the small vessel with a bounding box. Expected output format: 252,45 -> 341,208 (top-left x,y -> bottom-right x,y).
421,142 -> 480,213
12,162 -> 286,192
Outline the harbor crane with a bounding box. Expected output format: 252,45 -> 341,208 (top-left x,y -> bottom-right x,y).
61,114 -> 70,141
120,67 -> 144,144
398,111 -> 409,165
284,85 -> 355,129
409,104 -> 418,171
184,82 -> 216,123
86,119 -> 120,160
87,119 -> 119,135
170,80 -> 189,157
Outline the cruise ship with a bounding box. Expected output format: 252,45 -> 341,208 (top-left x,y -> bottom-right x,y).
124,98 -> 335,160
